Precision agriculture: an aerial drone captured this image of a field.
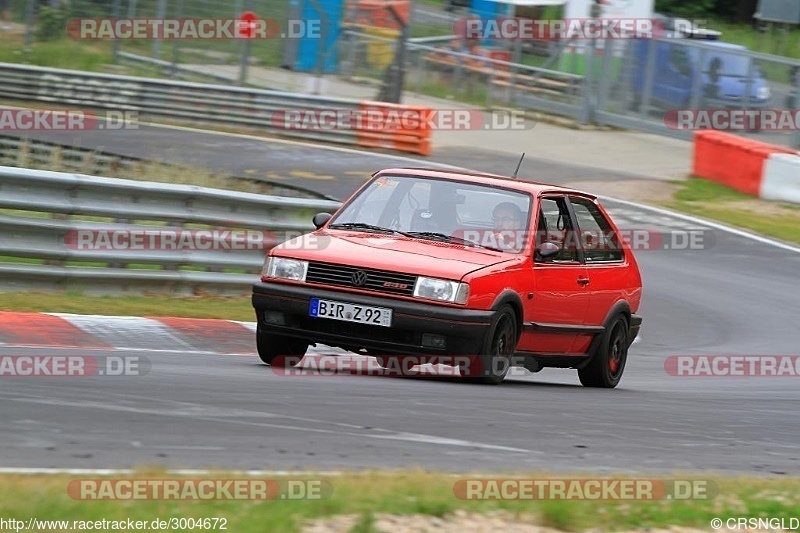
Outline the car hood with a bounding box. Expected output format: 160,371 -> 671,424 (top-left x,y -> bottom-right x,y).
273,230 -> 519,280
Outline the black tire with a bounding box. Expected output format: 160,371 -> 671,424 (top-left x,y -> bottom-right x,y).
578,315 -> 629,388
256,325 -> 308,367
462,305 -> 517,385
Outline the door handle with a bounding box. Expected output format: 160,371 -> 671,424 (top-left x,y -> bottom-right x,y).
577,276 -> 590,286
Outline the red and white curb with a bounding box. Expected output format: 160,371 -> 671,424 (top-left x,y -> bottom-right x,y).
0,312 -> 258,355
0,311 -> 641,354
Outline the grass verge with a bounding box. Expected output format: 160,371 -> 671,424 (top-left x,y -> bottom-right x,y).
662,178 -> 800,245
0,471 -> 798,533
0,292 -> 254,321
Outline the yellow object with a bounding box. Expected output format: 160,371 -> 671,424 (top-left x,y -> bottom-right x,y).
360,25 -> 400,69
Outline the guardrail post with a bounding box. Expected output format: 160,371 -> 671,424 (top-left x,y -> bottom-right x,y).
486,67 -> 494,108
455,51 -> 463,96
23,0 -> 35,53
112,0 -> 122,64
688,46 -> 706,110
84,152 -> 95,174
152,0 -> 167,59
238,0 -> 254,85
52,145 -> 62,171
170,0 -> 185,75
579,38 -> 597,124
18,138 -> 30,167
596,39 -> 614,113
744,53 -> 754,112
640,39 -> 657,118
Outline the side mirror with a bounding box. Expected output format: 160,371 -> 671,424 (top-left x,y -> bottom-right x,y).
537,241 -> 559,261
312,212 -> 332,229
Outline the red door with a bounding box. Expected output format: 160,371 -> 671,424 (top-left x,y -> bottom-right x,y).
518,196 -> 591,354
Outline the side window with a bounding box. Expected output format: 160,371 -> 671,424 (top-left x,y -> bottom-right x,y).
669,46 -> 691,76
570,197 -> 624,263
535,197 -> 578,263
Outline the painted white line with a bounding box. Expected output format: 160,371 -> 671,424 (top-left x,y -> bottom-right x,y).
12,396 -> 534,456
231,320 -> 257,333
144,122 -> 800,255
367,432 -> 531,453
597,195 -> 800,255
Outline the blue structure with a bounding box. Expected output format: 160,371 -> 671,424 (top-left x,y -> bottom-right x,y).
470,0 -> 508,19
294,0 -> 344,73
469,0 -> 511,46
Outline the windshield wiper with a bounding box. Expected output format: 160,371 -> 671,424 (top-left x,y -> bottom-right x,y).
405,231 -> 504,252
328,222 -> 414,238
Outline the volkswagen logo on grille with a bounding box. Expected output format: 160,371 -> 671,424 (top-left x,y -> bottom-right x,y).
351,270 -> 368,286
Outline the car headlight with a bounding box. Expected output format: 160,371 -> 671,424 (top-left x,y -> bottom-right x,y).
757,86 -> 771,100
413,276 -> 469,304
263,256 -> 308,282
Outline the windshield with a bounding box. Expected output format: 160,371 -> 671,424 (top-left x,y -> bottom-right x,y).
329,175 -> 532,253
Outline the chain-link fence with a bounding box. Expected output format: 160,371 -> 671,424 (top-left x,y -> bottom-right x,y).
5,1 -> 800,147
591,37 -> 800,147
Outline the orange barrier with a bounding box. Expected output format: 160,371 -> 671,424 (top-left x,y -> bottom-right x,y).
693,130 -> 795,196
348,0 -> 410,29
355,101 -> 433,156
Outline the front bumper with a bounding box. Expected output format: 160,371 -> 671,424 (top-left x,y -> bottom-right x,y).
703,97 -> 770,110
252,281 -> 494,356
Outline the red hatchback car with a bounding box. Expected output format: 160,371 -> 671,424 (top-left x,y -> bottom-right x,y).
252,168 -> 643,387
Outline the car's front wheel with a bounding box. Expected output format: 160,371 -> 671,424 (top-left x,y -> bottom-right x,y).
256,325 -> 308,367
578,315 -> 628,388
462,305 -> 517,385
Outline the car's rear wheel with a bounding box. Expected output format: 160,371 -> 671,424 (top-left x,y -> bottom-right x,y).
256,325 -> 308,367
578,315 -> 628,388
462,305 -> 517,385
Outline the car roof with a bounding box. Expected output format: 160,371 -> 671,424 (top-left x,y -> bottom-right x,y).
373,168 -> 597,200
706,42 -> 746,51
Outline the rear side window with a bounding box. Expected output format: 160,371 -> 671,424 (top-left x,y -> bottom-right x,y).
570,198 -> 624,263
535,197 -> 578,263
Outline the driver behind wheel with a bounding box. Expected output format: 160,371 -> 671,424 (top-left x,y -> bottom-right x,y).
492,202 -> 525,251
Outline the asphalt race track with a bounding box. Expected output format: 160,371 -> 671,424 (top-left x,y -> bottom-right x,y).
2,125 -> 800,474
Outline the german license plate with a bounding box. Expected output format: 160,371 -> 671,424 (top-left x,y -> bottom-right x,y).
309,298 -> 392,327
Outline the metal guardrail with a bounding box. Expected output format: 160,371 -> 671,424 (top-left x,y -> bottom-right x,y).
0,62 -> 365,148
0,134 -> 336,199
0,166 -> 341,294
0,135 -> 142,176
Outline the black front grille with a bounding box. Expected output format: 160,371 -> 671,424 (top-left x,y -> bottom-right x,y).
306,261 -> 417,296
